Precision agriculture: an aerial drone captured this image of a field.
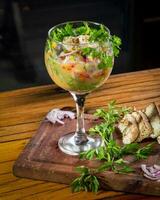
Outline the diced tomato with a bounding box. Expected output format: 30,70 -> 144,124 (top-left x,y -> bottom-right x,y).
77,72 -> 90,80
60,56 -> 65,60
61,63 -> 75,71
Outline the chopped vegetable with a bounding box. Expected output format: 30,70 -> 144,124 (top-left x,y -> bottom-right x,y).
46,109 -> 75,124
45,22 -> 120,93
141,164 -> 160,181
49,22 -> 121,57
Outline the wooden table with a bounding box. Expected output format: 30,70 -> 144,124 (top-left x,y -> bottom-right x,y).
0,68 -> 160,200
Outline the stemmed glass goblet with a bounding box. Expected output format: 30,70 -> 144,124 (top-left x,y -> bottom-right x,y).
44,21 -> 114,155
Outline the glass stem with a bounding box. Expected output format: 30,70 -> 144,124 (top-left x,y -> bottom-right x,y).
71,93 -> 88,145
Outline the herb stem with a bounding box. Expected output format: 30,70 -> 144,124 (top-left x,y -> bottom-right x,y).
71,101 -> 153,193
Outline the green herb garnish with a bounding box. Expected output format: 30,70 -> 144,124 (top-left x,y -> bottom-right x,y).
111,35 -> 122,57
136,143 -> 154,160
89,24 -> 110,42
71,101 -> 154,193
49,22 -> 121,57
81,47 -> 113,68
71,166 -> 99,193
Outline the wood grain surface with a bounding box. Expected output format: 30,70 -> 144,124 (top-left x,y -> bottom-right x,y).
0,68 -> 160,200
13,116 -> 160,196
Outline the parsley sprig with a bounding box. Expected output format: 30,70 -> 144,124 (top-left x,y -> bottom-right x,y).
89,24 -> 110,42
71,166 -> 99,193
111,35 -> 122,57
50,23 -> 90,41
81,47 -> 113,69
49,22 -> 121,57
71,101 -> 154,193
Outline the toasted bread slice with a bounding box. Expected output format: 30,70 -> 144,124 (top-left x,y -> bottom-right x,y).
135,111 -> 152,142
145,103 -> 160,138
131,111 -> 141,123
118,114 -> 139,144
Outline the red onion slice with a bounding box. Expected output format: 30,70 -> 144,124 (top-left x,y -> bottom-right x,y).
59,50 -> 78,57
154,164 -> 160,170
147,166 -> 159,174
46,109 -> 75,124
144,174 -> 160,180
141,164 -> 160,181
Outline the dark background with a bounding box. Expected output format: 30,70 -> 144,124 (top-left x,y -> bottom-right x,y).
0,0 -> 159,91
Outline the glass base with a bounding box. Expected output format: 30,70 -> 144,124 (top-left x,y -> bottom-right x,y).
58,132 -> 102,156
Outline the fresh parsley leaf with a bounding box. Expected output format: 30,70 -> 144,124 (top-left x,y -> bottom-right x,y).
71,101 -> 153,193
74,22 -> 91,35
121,143 -> 139,155
89,24 -> 110,42
98,56 -> 113,69
114,164 -> 134,174
80,149 -> 96,160
81,47 -> 113,69
64,23 -> 74,35
49,22 -> 122,58
97,161 -> 113,172
107,139 -> 121,159
75,166 -> 89,174
111,35 -> 122,57
71,166 -> 99,193
136,143 -> 154,160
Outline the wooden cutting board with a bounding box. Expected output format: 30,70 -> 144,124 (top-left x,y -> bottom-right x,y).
13,115 -> 160,196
